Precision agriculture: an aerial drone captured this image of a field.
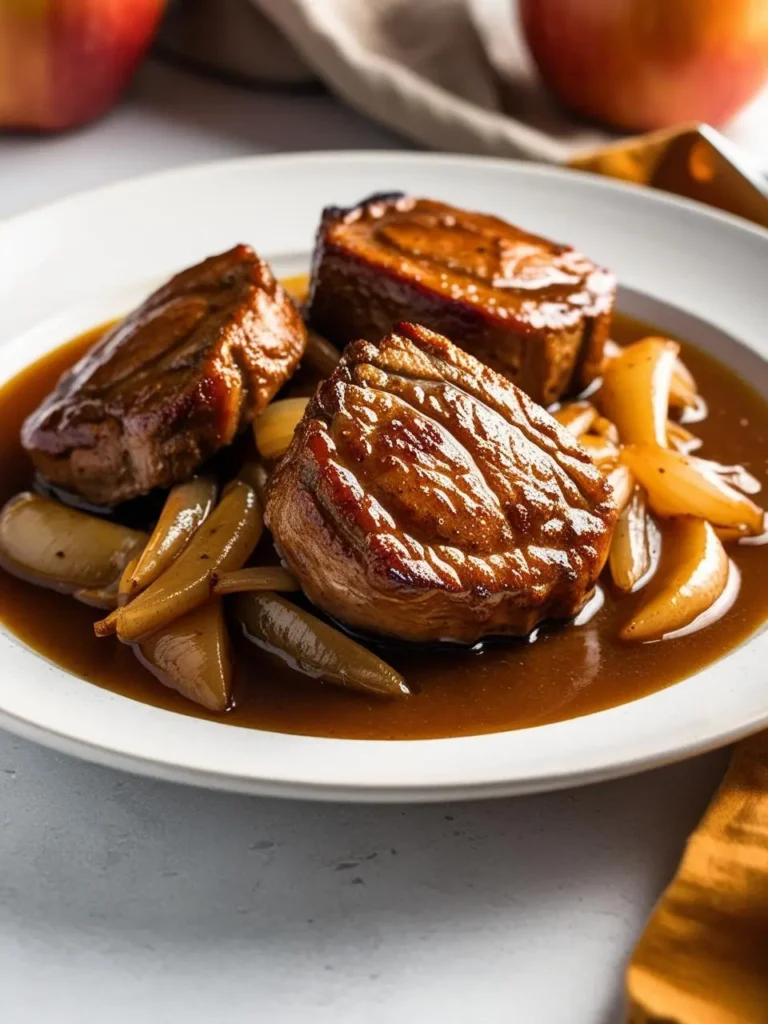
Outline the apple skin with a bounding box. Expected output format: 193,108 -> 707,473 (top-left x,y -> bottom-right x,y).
519,0 -> 768,132
0,0 -> 166,131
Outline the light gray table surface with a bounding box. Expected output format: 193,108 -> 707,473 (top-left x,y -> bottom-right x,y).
0,59 -> 754,1024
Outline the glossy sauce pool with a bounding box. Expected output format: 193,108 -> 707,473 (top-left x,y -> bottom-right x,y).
1,317 -> 767,740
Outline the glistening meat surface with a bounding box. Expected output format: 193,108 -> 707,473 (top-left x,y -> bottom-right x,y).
23,245 -> 306,505
267,322 -> 617,644
307,194 -> 616,404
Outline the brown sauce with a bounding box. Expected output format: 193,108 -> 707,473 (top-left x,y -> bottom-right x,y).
1,318 -> 767,740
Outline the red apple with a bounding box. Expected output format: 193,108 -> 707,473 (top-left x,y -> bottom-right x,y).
519,0 -> 768,132
0,0 -> 166,131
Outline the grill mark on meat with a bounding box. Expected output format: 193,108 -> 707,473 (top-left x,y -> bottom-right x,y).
77,299 -> 210,400
366,344 -> 598,496
348,328 -> 605,534
325,372 -> 604,578
266,323 -> 617,643
365,221 -> 586,315
361,373 -> 583,532
359,383 -> 523,554
335,409 -> 507,557
363,385 -> 507,519
311,446 -> 467,592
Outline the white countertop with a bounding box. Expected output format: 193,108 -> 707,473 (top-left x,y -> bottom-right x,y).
0,59 -> 758,1024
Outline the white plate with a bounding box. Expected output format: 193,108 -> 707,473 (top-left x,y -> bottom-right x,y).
0,152 -> 767,802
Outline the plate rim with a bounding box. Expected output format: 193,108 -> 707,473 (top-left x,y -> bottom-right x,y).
4,148 -> 768,244
1,698 -> 767,803
1,149 -> 767,802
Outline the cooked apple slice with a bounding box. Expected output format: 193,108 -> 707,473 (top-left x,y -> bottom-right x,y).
116,482 -> 262,643
0,492 -> 146,593
137,600 -> 232,712
609,487 -> 660,593
254,398 -> 309,460
620,518 -> 729,642
236,592 -> 409,698
553,401 -> 597,437
606,464 -> 634,514
127,477 -> 217,596
601,337 -> 679,446
621,444 -> 764,535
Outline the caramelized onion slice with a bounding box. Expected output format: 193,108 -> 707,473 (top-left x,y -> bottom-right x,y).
94,609 -> 119,637
621,444 -> 765,534
553,401 -> 597,437
592,414 -> 619,444
678,395 -> 709,427
620,519 -> 729,642
0,492 -> 147,592
579,433 -> 619,468
669,358 -> 699,409
236,460 -> 270,504
606,464 -> 634,514
600,337 -> 679,446
603,339 -> 621,362
280,273 -> 309,306
118,554 -> 141,605
305,330 -> 342,378
254,398 -> 309,461
213,566 -> 299,595
137,599 -> 232,712
75,579 -> 120,610
236,592 -> 409,698
609,487 -> 660,593
666,419 -> 702,454
714,525 -> 750,544
116,482 -> 262,644
127,477 -> 217,596
604,340 -> 699,410
691,457 -> 761,496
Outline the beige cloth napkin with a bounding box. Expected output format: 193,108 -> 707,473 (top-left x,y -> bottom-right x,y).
159,0 -> 614,162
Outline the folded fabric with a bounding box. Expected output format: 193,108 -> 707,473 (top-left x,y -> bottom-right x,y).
628,731 -> 768,1023
158,0 -> 611,159
158,0 -> 767,165
253,0 -> 613,160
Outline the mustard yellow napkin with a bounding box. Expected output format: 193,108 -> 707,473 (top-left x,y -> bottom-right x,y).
628,732 -> 768,1023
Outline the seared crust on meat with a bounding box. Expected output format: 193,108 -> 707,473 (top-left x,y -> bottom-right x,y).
306,194 -> 615,404
22,245 -> 306,505
266,323 -> 617,644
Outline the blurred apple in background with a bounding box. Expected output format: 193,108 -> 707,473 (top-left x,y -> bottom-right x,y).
0,0 -> 166,131
520,0 -> 768,132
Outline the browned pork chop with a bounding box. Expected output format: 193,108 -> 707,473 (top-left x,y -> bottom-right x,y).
23,246 -> 306,505
306,194 -> 616,404
266,323 -> 617,645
